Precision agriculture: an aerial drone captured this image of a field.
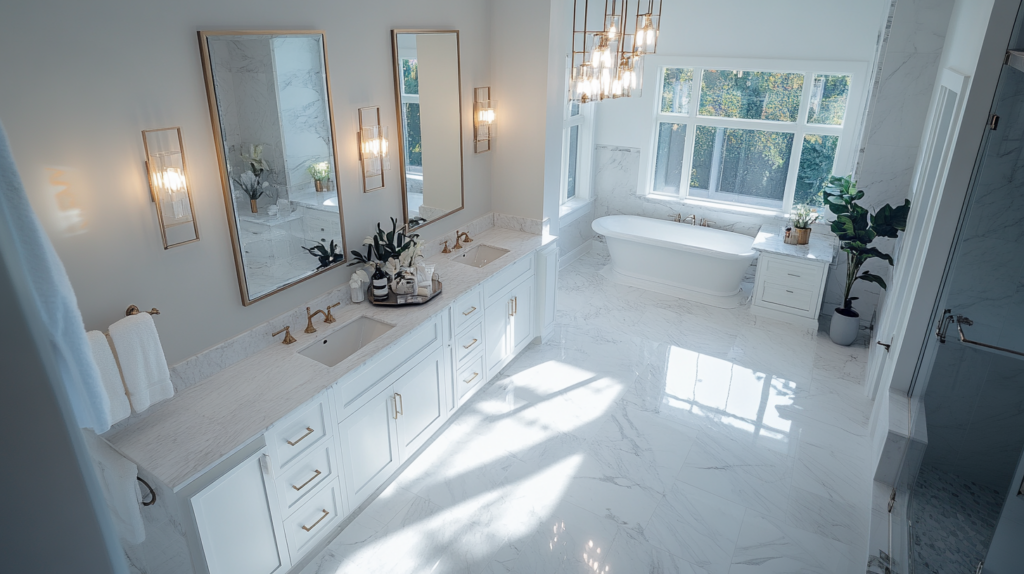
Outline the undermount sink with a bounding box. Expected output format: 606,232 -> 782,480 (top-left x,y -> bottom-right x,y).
451,244 -> 510,268
299,316 -> 393,367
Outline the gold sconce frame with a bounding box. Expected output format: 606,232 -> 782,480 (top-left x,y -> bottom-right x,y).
358,106 -> 390,192
141,127 -> 200,249
473,87 -> 496,154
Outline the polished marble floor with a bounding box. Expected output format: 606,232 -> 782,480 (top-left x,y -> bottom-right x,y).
300,246 -> 875,574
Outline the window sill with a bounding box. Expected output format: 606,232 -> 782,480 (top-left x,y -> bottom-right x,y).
644,193 -> 785,217
559,197 -> 594,225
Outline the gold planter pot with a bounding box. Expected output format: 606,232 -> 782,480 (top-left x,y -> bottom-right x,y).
795,227 -> 811,245
314,179 -> 324,193
250,198 -> 258,213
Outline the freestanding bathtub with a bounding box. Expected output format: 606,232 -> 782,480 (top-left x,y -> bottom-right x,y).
592,215 -> 757,307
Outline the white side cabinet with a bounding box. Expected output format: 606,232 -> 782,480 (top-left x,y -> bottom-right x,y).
190,447 -> 289,574
751,251 -> 830,328
485,274 -> 535,375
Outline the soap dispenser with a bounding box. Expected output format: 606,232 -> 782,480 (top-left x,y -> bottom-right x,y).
371,263 -> 389,301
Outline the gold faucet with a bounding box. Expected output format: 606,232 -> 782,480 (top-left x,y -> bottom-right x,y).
305,307 -> 327,334
441,240 -> 452,254
669,213 -> 682,223
699,218 -> 717,228
272,326 -> 297,345
681,214 -> 697,225
324,302 -> 341,324
454,230 -> 473,250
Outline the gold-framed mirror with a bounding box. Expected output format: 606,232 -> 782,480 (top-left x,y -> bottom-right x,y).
198,30 -> 348,305
391,30 -> 465,231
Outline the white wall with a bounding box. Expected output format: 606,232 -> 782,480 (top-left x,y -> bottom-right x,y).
0,0 -> 493,364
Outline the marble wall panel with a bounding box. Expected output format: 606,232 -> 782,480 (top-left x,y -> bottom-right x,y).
557,203 -> 595,259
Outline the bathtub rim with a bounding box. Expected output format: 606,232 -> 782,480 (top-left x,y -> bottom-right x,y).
592,215 -> 757,262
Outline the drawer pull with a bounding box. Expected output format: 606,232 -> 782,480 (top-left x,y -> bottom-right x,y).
395,393 -> 404,417
462,338 -> 479,350
462,306 -> 477,316
292,469 -> 322,491
286,427 -> 315,447
463,372 -> 479,385
514,296 -> 518,316
301,509 -> 329,532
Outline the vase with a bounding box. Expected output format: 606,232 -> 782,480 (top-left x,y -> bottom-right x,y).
829,307 -> 860,346
314,179 -> 324,193
795,227 -> 811,245
249,198 -> 258,214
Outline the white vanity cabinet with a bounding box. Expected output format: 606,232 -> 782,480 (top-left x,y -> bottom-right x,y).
189,445 -> 289,574
751,229 -> 836,329
337,383 -> 402,509
485,271 -> 535,375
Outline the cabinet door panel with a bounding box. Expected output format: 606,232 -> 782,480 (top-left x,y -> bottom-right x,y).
338,388 -> 400,509
395,348 -> 447,459
191,448 -> 285,574
510,280 -> 535,353
485,297 -> 511,374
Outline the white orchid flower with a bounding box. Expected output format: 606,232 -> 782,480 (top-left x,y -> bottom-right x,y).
363,236 -> 374,246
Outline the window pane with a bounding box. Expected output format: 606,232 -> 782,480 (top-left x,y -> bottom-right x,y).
566,125 -> 579,200
689,125 -> 793,209
402,59 -> 418,95
807,74 -> 850,125
794,134 -> 838,206
660,68 -> 694,114
569,101 -> 580,117
698,70 -> 804,122
403,103 -> 422,167
653,122 -> 687,193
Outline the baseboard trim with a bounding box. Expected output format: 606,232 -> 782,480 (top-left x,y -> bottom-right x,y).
559,239 -> 593,270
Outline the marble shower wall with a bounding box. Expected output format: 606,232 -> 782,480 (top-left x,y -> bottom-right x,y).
272,36 -> 334,195
209,37 -> 288,209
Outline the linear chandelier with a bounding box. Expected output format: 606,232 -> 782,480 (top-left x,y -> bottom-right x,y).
569,0 -> 663,104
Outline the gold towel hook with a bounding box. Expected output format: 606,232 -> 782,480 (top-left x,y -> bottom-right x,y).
126,305 -> 161,317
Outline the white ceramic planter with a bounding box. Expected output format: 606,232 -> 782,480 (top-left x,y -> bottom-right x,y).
830,308 -> 860,346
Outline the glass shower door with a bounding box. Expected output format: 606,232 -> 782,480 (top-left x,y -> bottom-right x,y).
894,57 -> 1024,574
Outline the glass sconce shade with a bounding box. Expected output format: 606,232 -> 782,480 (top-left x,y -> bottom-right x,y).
358,107 -> 390,191
142,127 -> 199,249
473,87 -> 496,153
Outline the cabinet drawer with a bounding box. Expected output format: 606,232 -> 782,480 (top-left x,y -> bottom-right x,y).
484,256 -> 533,304
453,286 -> 483,333
275,443 -> 335,515
266,398 -> 330,471
455,320 -> 484,365
283,478 -> 343,561
761,256 -> 823,288
760,282 -> 816,312
456,352 -> 485,403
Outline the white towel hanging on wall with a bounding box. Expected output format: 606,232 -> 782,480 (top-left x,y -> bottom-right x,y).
108,313 -> 173,413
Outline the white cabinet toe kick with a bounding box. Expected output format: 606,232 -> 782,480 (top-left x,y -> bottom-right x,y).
124,244 -> 554,574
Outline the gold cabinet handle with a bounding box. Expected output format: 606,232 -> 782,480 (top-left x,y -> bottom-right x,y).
286,427 -> 315,447
509,298 -> 514,317
301,509 -> 329,532
462,306 -> 477,316
395,393 -> 403,417
463,372 -> 479,385
514,296 -> 518,316
292,469 -> 322,491
462,338 -> 478,350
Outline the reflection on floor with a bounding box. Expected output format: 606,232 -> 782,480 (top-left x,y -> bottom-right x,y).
912,466 -> 1002,574
300,245 -> 875,574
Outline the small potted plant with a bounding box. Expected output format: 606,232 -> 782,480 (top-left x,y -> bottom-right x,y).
348,217 -> 421,271
308,161 -> 331,193
790,204 -> 818,245
301,240 -> 344,270
234,171 -> 268,213
824,175 -> 910,345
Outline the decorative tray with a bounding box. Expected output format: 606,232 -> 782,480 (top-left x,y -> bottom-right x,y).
367,278 -> 443,307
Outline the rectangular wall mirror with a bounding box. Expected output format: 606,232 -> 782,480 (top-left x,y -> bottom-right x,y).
199,30 -> 347,305
391,30 -> 465,230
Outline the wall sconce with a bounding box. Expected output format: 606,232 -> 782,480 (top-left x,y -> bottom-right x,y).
358,106 -> 390,192
141,127 -> 199,249
473,87 -> 496,154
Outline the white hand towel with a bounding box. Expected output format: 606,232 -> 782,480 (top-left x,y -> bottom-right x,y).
82,430 -> 145,544
0,121 -> 111,432
86,331 -> 131,427
108,313 -> 173,413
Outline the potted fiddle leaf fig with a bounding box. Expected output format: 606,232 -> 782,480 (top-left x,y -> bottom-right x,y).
824,175 -> 910,345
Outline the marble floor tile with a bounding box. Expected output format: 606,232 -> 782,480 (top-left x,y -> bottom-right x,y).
298,248 -> 874,573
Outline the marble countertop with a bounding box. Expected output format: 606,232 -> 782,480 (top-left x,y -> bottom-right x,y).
106,227 -> 552,491
752,226 -> 837,263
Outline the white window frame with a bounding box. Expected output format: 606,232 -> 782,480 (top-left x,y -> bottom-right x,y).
638,56 -> 870,215
560,98 -> 595,209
